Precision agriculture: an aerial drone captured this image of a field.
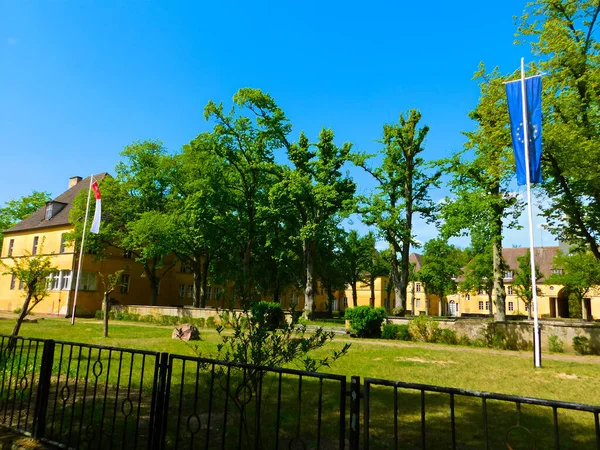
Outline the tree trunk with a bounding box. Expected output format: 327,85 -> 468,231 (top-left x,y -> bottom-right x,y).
399,240 -> 410,312
492,227 -> 506,321
303,240 -> 317,317
390,248 -> 404,311
243,238 -> 253,306
487,290 -> 494,319
351,282 -> 358,307
370,275 -> 375,307
103,293 -> 109,338
528,300 -> 533,320
150,276 -> 159,306
438,292 -> 443,317
11,293 -> 32,338
411,282 -> 415,315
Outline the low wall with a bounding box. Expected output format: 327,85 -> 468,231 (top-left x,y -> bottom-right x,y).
111,304 -> 296,324
385,317 -> 600,354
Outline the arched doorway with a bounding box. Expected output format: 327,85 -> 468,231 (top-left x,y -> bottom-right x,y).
552,288 -> 570,318
448,300 -> 457,317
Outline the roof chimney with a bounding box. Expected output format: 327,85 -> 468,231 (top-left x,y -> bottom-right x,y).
69,176 -> 82,189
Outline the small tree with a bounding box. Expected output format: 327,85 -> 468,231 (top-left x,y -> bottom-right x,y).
0,248 -> 56,348
98,270 -> 124,337
513,250 -> 543,320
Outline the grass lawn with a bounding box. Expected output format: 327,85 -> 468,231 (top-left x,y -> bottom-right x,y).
0,316 -> 598,449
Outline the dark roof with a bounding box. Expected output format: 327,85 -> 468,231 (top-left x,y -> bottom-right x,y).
502,246 -> 559,280
4,173 -> 109,234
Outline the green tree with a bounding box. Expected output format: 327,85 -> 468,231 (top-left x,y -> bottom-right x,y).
271,129 -> 355,316
341,230 -> 375,307
98,269 -> 123,337
0,244 -> 56,344
356,110 -> 440,312
418,238 -> 463,316
316,226 -> 348,313
459,232 -> 496,318
516,0 -> 600,260
69,141 -> 179,306
513,249 -> 543,320
547,250 -> 600,320
204,88 -> 291,305
440,66 -> 523,322
0,191 -> 51,252
364,243 -> 391,308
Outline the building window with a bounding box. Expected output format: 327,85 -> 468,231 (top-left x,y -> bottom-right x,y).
179,284 -> 186,298
343,297 -> 348,308
79,272 -> 97,291
415,282 -> 421,292
44,203 -> 53,220
18,280 -> 24,290
60,234 -> 67,253
60,271 -> 72,290
215,287 -> 223,299
186,285 -> 194,299
478,301 -> 484,310
466,294 -> 470,301
32,236 -> 39,255
551,268 -> 564,275
10,274 -> 16,290
120,274 -> 130,294
47,272 -> 60,291
7,239 -> 14,256
525,304 -> 530,312
507,286 -> 513,295
504,270 -> 513,279
416,299 -> 421,308
485,301 -> 490,310
123,250 -> 133,259
508,302 -> 514,311
207,286 -> 212,301
478,289 -> 484,295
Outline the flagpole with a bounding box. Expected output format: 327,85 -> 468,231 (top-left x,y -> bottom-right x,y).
520,57 -> 541,368
71,175 -> 94,325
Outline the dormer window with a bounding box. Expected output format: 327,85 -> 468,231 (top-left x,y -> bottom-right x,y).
44,203 -> 53,220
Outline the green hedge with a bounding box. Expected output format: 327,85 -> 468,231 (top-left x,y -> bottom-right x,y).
344,306 -> 387,338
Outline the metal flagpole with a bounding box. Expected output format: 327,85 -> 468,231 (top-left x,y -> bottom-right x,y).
520,57 -> 541,368
71,175 -> 94,325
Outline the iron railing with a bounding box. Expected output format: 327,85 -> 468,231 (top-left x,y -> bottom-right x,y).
0,333 -> 598,449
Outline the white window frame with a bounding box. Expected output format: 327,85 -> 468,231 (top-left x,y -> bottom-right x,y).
416,299 -> 421,308
119,274 -> 130,294
478,301 -> 484,310
508,302 -> 514,311
415,282 -> 421,293
179,284 -> 186,298
79,271 -> 97,291
507,286 -> 513,295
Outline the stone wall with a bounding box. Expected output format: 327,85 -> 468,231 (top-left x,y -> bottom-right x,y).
385,317 -> 600,354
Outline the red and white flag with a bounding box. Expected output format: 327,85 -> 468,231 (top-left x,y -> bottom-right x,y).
90,181 -> 102,234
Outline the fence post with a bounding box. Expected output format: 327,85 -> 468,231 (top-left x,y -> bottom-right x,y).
149,352 -> 169,450
32,339 -> 55,440
349,376 -> 360,450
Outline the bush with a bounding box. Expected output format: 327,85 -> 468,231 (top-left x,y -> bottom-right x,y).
95,310 -> 103,320
344,306 -> 387,338
392,308 -> 405,317
250,301 -> 285,330
480,324 -> 510,350
193,317 -> 206,328
573,336 -> 590,355
381,324 -> 411,341
206,316 -> 216,328
548,335 -> 564,353
436,329 -> 458,345
408,315 -> 440,342
457,335 -> 471,346
13,308 -> 22,314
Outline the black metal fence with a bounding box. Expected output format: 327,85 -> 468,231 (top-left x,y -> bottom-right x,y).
0,334 -> 598,449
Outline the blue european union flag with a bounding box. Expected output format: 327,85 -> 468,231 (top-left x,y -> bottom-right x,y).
505,76 -> 543,185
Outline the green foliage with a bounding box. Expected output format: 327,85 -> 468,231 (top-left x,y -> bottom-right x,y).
13,308 -> 22,315
408,315 -> 440,342
457,335 -> 472,346
355,109 -> 440,311
513,250 -> 543,319
392,308 -> 405,317
479,324 -> 510,350
206,317 -> 216,328
0,191 -> 51,253
250,301 -> 284,330
344,306 -> 387,338
436,329 -> 458,345
548,335 -> 564,353
418,238 -> 464,308
572,336 -> 590,355
381,324 -> 411,341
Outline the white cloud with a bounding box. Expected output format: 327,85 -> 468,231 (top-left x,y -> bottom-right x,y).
7,38 -> 17,45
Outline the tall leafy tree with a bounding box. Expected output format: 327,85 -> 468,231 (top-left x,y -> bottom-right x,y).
418,238 -> 463,316
70,141 -> 179,306
272,130 -> 355,316
547,250 -> 600,320
459,231 -> 496,318
516,0 -> 600,259
0,191 -> 51,252
316,225 -> 348,312
440,66 -> 523,322
204,89 -> 291,305
364,243 -> 391,308
513,249 -> 543,320
356,110 -> 440,312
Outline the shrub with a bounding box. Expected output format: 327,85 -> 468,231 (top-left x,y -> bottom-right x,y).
381,324 -> 401,340
396,325 -> 411,341
250,301 -> 285,330
206,316 -> 216,328
436,329 -> 458,345
95,310 -> 103,320
408,315 -> 440,342
457,335 -> 471,346
332,311 -> 341,319
392,308 -> 405,317
141,315 -> 155,323
13,308 -> 22,314
573,336 -> 590,355
344,306 -> 387,338
480,324 -> 510,350
548,335 -> 564,353
220,312 -> 231,327
193,317 -> 206,328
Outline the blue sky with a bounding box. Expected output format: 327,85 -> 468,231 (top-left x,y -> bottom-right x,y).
0,0 -> 554,249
